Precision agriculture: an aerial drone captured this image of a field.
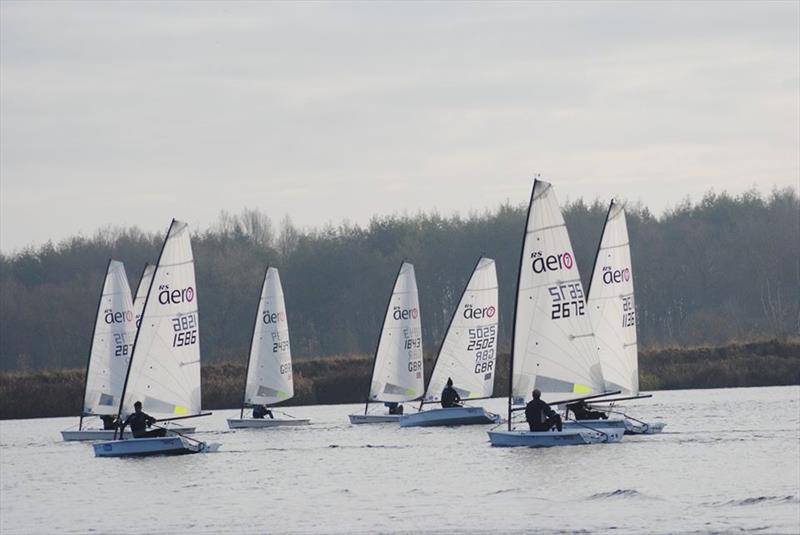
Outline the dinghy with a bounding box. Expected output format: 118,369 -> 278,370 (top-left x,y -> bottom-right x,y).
63,262 -> 194,441
585,200 -> 665,434
487,179 -> 623,447
93,220 -> 215,457
349,262 -> 424,424
228,267 -> 309,429
400,257 -> 500,428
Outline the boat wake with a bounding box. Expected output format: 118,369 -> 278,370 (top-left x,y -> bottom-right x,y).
587,489 -> 644,500
714,495 -> 798,507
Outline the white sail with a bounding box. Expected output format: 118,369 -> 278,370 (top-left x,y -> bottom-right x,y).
119,220 -> 202,419
511,180 -> 605,403
369,262 -> 424,403
587,200 -> 639,395
424,257 -> 498,403
132,263 -> 155,330
243,267 -> 294,406
82,260 -> 137,416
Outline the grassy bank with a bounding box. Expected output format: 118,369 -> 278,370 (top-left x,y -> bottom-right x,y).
1,339 -> 798,420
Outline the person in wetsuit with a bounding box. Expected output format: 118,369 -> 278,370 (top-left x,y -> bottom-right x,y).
385,402 -> 404,415
525,389 -> 563,432
440,378 -> 462,408
100,414 -> 118,430
253,404 -> 274,419
119,401 -> 166,438
566,400 -> 608,421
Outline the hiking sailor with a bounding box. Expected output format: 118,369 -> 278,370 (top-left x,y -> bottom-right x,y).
441,377 -> 463,408
525,389 -> 563,432
119,401 -> 166,438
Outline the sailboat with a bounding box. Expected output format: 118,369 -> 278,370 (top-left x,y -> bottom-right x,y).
488,179 -> 624,447
585,200 -> 665,434
61,260 -> 138,441
400,257 -> 501,427
349,261 -> 424,424
94,220 -> 216,457
227,267 -> 310,428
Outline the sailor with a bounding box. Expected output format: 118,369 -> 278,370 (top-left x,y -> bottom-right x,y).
119,401 -> 166,438
99,414 -> 118,430
385,401 -> 404,415
440,377 -> 462,408
525,389 -> 563,432
252,404 -> 274,419
566,400 -> 608,421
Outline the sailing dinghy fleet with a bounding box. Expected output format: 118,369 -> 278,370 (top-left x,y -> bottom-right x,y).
65,178 -> 663,457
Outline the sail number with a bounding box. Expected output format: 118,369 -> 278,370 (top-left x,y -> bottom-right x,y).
468,326 -> 496,374
403,327 -> 423,372
271,331 -> 289,353
622,295 -> 636,327
113,333 -> 132,357
548,283 -> 585,319
172,313 -> 197,347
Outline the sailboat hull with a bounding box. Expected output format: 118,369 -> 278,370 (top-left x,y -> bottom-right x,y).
226,418 -> 310,429
93,436 -> 211,457
562,418 -> 626,432
487,428 -> 624,447
624,420 -> 666,434
399,406 -> 501,427
62,426 -> 195,442
348,413 -> 401,424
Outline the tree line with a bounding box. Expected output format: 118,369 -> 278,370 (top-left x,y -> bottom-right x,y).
0,187 -> 797,371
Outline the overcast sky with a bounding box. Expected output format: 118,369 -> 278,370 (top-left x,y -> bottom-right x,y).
1,1 -> 798,252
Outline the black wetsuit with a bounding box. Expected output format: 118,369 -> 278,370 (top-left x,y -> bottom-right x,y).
122,410 -> 165,438
100,415 -> 118,430
525,398 -> 563,432
441,386 -> 462,408
567,401 -> 608,421
253,405 -> 274,419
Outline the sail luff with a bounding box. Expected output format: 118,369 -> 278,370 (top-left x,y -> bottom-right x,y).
78,258 -> 112,429
240,265 -> 269,418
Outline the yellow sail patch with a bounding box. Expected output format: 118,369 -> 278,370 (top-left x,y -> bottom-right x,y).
173,405 -> 189,415
572,384 -> 591,394
405,388 -> 415,396
277,391 -> 287,398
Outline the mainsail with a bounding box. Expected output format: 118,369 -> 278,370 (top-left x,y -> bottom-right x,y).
118,220 -> 202,419
511,180 -> 605,404
132,263 -> 155,330
587,200 -> 639,395
82,260 -> 137,416
424,257 -> 498,403
367,262 -> 424,405
242,267 -> 294,407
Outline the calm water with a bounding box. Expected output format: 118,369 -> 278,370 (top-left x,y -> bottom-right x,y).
1,386 -> 799,534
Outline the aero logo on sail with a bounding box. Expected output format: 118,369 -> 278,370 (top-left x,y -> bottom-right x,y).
393,306 -> 418,320
602,266 -> 631,284
531,250 -> 573,273
262,310 -> 287,324
158,286 -> 195,305
463,304 -> 496,319
104,309 -> 134,324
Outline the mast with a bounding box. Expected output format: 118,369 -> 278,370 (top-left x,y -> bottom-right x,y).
132,263 -> 151,303
78,258 -> 113,431
240,265 -> 270,419
114,219 -> 176,437
508,179 -> 539,431
419,255 -> 485,411
364,260 -> 406,415
585,199 -> 615,301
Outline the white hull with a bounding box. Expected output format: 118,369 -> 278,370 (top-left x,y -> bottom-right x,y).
488,428 -> 624,448
227,418 -> 310,429
625,420 -> 666,434
61,426 -> 195,442
348,413 -> 401,425
562,418 -> 627,432
400,406 -> 501,428
93,436 -> 216,457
